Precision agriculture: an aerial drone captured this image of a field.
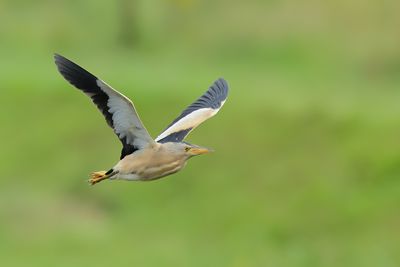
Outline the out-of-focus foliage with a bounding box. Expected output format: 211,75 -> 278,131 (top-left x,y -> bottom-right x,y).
1,1 -> 400,266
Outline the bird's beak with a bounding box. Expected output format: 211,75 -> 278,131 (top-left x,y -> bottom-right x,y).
189,147 -> 213,155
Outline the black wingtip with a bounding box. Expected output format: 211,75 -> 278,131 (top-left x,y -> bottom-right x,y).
54,53 -> 80,72
215,77 -> 229,92
53,53 -> 99,92
54,53 -> 68,66
53,52 -> 61,59
54,53 -> 72,72
217,77 -> 227,84
209,77 -> 229,102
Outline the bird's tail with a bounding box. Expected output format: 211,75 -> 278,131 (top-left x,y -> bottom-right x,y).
89,169 -> 116,185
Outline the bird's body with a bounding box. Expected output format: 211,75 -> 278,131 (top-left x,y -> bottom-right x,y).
54,54 -> 229,185
115,143 -> 182,181
110,143 -> 189,181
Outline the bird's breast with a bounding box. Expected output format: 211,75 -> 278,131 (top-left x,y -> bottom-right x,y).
115,148 -> 186,181
138,160 -> 183,180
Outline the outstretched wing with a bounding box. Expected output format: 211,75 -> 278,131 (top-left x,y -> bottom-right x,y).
54,54 -> 155,159
156,78 -> 229,143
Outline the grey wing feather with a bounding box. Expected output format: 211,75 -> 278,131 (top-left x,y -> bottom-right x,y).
54,54 -> 155,159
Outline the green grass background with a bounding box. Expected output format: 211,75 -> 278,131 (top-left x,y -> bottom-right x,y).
1,0 -> 400,266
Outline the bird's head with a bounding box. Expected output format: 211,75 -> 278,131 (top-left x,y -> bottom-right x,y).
164,142 -> 213,157
183,143 -> 213,157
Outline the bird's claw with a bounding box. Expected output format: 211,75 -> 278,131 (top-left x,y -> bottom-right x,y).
89,171 -> 107,185
89,177 -> 102,185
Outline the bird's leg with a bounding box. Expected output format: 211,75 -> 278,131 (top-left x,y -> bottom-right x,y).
89,170 -> 117,185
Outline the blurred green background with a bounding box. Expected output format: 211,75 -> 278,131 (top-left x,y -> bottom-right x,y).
1,0 -> 400,266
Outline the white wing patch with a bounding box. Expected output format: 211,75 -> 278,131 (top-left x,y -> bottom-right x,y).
155,100 -> 226,142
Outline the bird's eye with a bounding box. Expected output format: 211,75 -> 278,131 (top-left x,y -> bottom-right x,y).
185,147 -> 191,152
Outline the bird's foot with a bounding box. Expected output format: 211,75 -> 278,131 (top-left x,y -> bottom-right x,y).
89,171 -> 108,185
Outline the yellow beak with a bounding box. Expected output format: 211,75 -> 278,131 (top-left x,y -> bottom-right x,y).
189,147 -> 213,155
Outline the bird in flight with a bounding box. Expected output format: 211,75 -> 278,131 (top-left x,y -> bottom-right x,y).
54,54 -> 229,185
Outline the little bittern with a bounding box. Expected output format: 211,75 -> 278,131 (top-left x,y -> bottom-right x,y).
54,54 -> 229,185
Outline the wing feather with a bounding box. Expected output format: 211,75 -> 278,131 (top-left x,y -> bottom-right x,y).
156,78 -> 228,143
54,54 -> 155,159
